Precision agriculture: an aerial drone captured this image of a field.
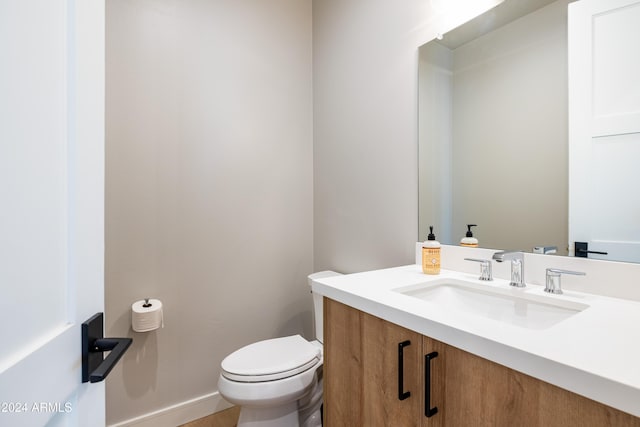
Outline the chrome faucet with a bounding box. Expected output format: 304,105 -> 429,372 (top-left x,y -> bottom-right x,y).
545,268 -> 586,294
492,250 -> 525,287
464,258 -> 493,281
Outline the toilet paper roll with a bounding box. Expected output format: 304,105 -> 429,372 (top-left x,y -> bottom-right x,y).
132,299 -> 164,332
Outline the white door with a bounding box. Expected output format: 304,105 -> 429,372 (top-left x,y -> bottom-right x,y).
568,0 -> 640,262
0,1 -> 105,426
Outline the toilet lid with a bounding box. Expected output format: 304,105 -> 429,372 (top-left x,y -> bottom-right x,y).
221,335 -> 321,382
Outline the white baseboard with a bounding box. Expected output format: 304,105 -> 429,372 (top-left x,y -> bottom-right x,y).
107,391 -> 234,427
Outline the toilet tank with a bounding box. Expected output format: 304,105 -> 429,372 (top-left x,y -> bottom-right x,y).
307,271 -> 342,344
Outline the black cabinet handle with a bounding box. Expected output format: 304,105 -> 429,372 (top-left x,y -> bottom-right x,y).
82,313 -> 133,383
425,351 -> 439,417
398,340 -> 411,400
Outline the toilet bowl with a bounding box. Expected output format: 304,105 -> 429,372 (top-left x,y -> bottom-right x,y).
218,336 -> 323,427
217,271 -> 340,427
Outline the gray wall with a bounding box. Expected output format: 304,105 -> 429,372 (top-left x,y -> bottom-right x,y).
105,0 -> 312,424
451,0 -> 568,254
312,0 -> 435,273
104,0 -> 477,423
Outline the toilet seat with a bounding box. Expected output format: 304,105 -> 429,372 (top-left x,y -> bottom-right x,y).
221,335 -> 321,383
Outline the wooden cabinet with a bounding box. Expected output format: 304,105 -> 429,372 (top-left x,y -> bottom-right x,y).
323,298 -> 442,426
323,297 -> 423,426
323,298 -> 640,427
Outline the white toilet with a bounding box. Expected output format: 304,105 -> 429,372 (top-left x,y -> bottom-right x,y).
217,271 -> 341,427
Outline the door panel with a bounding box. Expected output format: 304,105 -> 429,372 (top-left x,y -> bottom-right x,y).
0,1 -> 105,426
568,0 -> 640,262
0,0 -> 69,368
591,0 -> 640,136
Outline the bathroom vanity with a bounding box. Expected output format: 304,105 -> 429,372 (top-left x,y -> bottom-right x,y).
312,253 -> 640,426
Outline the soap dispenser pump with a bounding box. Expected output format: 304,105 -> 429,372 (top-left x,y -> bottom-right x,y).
460,224 -> 478,248
422,226 -> 441,275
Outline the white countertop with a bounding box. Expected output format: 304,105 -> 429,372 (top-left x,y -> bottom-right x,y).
312,264 -> 640,417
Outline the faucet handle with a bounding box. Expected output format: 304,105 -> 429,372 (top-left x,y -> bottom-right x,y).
492,250 -> 524,261
545,268 -> 586,294
464,258 -> 493,281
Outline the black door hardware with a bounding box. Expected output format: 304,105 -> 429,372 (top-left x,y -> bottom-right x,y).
398,340 -> 411,400
424,351 -> 439,418
82,313 -> 132,383
575,241 -> 608,258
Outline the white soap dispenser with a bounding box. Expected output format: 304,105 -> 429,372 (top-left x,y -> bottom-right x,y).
460,224 -> 478,248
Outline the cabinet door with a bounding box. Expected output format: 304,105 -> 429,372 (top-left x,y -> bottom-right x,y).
428,336 -> 640,427
324,298 -> 364,426
361,311 -> 423,426
324,298 -> 423,426
422,336 -> 445,427
428,336 -> 540,426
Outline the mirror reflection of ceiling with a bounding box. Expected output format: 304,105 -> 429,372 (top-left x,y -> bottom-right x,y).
436,0 -> 558,49
420,0 -> 640,264
418,0 -> 574,255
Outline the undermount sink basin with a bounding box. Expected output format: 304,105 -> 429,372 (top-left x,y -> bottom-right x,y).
394,278 -> 589,330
